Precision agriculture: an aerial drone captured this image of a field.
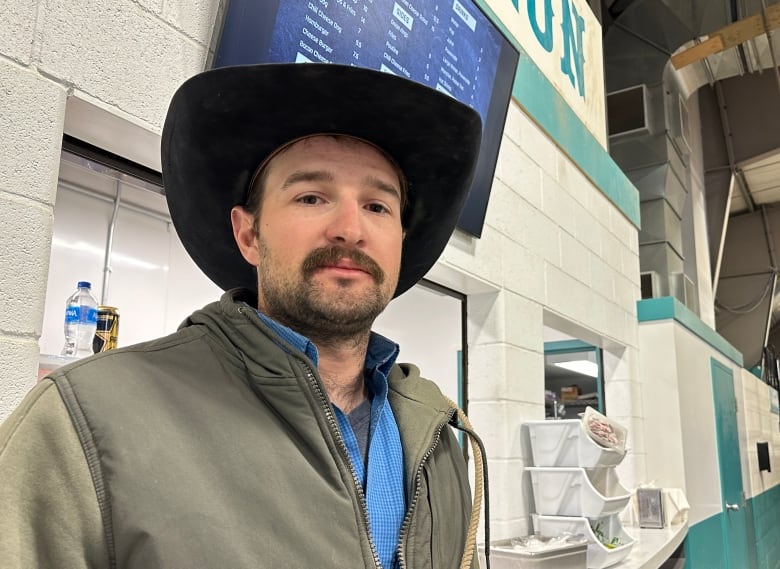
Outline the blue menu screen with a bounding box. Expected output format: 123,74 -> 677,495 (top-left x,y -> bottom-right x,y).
214,0 -> 518,237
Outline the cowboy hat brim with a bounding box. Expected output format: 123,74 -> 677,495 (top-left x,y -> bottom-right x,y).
161,63 -> 482,297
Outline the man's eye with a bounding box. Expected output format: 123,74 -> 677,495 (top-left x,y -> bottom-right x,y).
297,195 -> 321,205
367,203 -> 389,214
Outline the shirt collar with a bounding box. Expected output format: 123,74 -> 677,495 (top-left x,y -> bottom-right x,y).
255,309 -> 399,375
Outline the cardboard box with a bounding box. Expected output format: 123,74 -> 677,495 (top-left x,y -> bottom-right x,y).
560,386 -> 580,400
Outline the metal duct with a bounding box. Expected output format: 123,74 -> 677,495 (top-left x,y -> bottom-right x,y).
605,1 -> 697,308
604,0 -> 780,363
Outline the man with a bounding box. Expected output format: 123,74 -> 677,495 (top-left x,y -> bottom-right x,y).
0,63 -> 486,568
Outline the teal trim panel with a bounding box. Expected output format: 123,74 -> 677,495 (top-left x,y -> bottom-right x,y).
685,493 -> 780,569
543,340 -> 595,352
511,51 -> 640,228
684,513 -> 726,569
748,484 -> 780,569
595,346 -> 604,414
745,497 -> 760,569
471,0 -> 641,229
637,297 -> 744,366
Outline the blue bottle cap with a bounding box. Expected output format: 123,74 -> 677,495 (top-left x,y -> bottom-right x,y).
77,281 -> 92,289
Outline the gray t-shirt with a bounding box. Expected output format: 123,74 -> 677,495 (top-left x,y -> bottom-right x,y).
347,397 -> 372,466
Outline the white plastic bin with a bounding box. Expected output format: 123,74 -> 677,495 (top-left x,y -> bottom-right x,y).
478,537 -> 587,569
525,420 -> 626,468
527,467 -> 631,518
532,514 -> 635,569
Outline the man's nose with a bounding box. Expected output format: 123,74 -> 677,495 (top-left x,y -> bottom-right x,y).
325,201 -> 365,246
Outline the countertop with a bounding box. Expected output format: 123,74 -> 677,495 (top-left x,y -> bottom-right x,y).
617,521 -> 688,568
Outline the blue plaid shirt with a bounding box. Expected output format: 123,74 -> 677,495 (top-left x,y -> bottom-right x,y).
257,311 -> 405,569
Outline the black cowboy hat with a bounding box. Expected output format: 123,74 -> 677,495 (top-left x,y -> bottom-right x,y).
161,63 -> 482,297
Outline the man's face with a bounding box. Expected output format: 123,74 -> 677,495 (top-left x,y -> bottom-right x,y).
232,135 -> 404,344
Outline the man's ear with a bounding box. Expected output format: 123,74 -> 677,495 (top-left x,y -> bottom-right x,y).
231,206 -> 261,267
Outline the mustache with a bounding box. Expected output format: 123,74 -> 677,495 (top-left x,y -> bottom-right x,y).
302,245 -> 385,284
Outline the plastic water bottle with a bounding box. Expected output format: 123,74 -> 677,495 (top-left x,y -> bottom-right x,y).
62,281 -> 99,358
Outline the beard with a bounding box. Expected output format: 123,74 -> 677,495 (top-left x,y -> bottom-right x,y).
257,239 -> 396,347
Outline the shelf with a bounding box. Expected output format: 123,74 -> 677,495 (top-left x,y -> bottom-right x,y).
38,353 -> 80,381
565,398 -> 600,406
547,398 -> 600,406
618,521 -> 688,569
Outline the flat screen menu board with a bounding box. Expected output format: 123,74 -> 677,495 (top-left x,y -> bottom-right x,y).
213,0 -> 518,237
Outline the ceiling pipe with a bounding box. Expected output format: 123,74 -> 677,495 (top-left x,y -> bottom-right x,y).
745,38 -> 759,73
711,76 -> 757,211
701,0 -> 757,213
761,205 -> 778,270
760,0 -> 780,99
731,0 -> 751,73
761,204 -> 780,329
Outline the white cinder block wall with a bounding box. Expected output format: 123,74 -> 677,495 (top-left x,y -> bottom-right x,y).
0,0 -> 644,544
0,0 -> 219,419
674,327 -> 733,525
638,318 -> 768,528
437,104 -> 643,539
0,62 -> 65,413
739,369 -> 780,498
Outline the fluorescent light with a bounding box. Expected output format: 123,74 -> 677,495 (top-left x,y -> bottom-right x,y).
52,237 -> 168,271
554,360 -> 598,377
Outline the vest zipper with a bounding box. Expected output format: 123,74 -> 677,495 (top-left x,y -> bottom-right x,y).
396,408 -> 456,569
236,304 -> 382,568
302,363 -> 383,569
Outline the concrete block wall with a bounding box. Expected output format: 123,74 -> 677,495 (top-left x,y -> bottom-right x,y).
739,369 -> 780,499
0,0 -> 220,421
439,103 -> 643,539
639,317 -> 754,527
637,303 -> 780,566
675,325 -> 739,526
637,321 -> 687,492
